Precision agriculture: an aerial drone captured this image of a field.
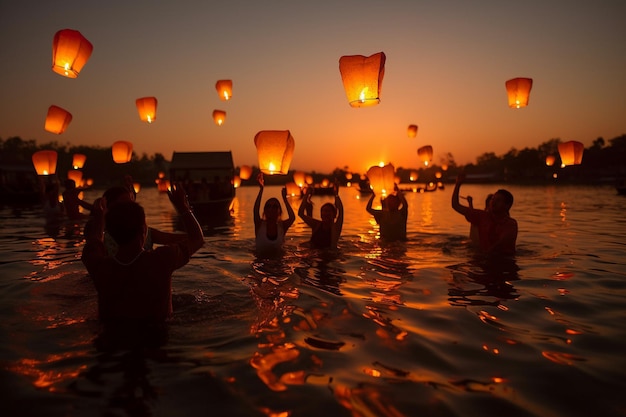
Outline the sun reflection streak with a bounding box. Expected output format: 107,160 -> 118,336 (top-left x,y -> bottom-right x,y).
7,353 -> 89,392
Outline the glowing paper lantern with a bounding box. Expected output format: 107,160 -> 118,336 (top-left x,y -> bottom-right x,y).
133,182 -> 141,194
409,171 -> 419,181
545,155 -> 556,167
505,77 -> 533,108
216,80 -> 233,101
112,141 -> 133,164
366,163 -> 395,196
345,172 -> 353,180
212,110 -> 226,126
52,29 -> 93,78
232,176 -> 241,188
305,175 -> 313,185
407,124 -> 418,138
321,178 -> 330,187
135,97 -> 157,123
72,153 -> 86,169
293,171 -> 306,188
239,165 -> 252,180
339,52 -> 386,107
254,130 -> 295,175
558,141 -> 584,167
67,169 -> 83,185
417,145 -> 433,166
32,150 -> 58,175
44,105 -> 72,134
285,182 -> 301,197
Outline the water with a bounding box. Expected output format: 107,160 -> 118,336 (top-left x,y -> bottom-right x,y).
1,184 -> 625,417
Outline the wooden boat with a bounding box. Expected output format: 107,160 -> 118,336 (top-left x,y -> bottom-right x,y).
169,151 -> 235,221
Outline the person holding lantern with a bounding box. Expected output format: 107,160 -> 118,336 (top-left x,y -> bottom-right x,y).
467,193 -> 493,248
298,182 -> 344,250
62,179 -> 93,220
452,173 -> 517,256
253,173 -> 296,257
81,182 -> 204,324
366,185 -> 408,242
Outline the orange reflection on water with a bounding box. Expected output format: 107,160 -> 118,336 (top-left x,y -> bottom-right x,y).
250,345 -> 301,391
334,384 -> 407,417
542,351 -> 586,365
559,201 -> 567,222
8,353 -> 88,392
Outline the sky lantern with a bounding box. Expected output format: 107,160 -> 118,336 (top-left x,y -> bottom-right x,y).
72,153 -> 86,169
51,29 -> 93,78
545,155 -> 556,166
505,77 -> 533,108
67,169 -> 83,186
112,141 -> 133,164
133,182 -> 141,194
215,80 -> 233,101
293,171 -> 306,188
135,97 -> 157,123
32,150 -> 58,176
44,105 -> 72,134
366,163 -> 395,196
305,175 -> 313,185
558,141 -> 584,167
417,145 -> 433,166
409,171 -> 419,181
239,165 -> 252,180
232,176 -> 241,188
254,130 -> 295,175
407,124 -> 418,138
213,110 -> 226,126
339,52 -> 386,107
285,182 -> 301,197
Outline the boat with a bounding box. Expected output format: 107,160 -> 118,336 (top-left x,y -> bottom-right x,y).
169,151 -> 235,221
0,163 -> 41,205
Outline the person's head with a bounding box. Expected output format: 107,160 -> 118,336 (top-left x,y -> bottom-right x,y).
320,202 -> 337,223
64,179 -> 76,190
103,186 -> 135,206
490,189 -> 513,214
105,201 -> 147,245
263,198 -> 283,220
485,194 -> 494,210
384,194 -> 400,211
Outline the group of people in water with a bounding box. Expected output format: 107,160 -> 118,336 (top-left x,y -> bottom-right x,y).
76,172 -> 517,326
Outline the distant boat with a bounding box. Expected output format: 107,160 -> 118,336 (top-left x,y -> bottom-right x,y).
0,163 -> 41,205
169,151 -> 235,221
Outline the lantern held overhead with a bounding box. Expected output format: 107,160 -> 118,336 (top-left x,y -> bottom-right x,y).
417,145 -> 433,166
72,153 -> 86,169
254,130 -> 295,175
293,171 -> 306,188
407,124 -> 418,138
339,52 -> 386,107
112,141 -> 133,164
52,29 -> 93,78
67,169 -> 83,186
44,105 -> 72,134
215,80 -> 233,101
213,110 -> 226,126
558,141 -> 584,167
366,163 -> 395,196
136,97 -> 158,123
32,150 -> 58,176
505,77 -> 533,108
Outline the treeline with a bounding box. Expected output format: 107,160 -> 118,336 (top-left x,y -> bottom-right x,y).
1,135 -> 625,187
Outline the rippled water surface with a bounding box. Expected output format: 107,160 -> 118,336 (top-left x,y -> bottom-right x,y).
1,184 -> 625,417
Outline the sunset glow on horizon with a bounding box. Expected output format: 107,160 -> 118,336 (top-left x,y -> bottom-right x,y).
0,1 -> 624,174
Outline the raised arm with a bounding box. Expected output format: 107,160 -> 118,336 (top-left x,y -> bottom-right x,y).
253,173 -> 264,229
281,186 -> 296,230
298,187 -> 317,228
366,192 -> 377,215
334,193 -> 344,234
451,173 -> 469,216
168,182 -> 204,255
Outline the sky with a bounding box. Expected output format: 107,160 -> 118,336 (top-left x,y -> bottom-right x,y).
1,0 -> 625,174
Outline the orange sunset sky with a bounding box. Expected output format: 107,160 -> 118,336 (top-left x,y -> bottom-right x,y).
1,0 -> 624,173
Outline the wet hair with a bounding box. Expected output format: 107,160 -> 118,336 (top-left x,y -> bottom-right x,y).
105,201 -> 145,245
64,179 -> 76,189
103,186 -> 134,206
320,202 -> 337,217
495,189 -> 514,209
263,197 -> 283,219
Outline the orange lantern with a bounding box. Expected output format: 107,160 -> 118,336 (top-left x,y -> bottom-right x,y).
558,141 -> 584,167
366,163 -> 395,196
158,171 -> 165,179
254,130 -> 295,175
232,176 -> 241,188
72,153 -> 86,169
133,182 -> 141,194
345,172 -> 353,180
44,105 -> 72,134
545,155 -> 556,167
339,52 -> 386,107
215,80 -> 233,101
52,29 -> 93,78
407,124 -> 418,138
305,175 -> 313,185
112,141 -> 133,164
417,145 -> 433,166
212,110 -> 226,126
441,163 -> 448,171
136,97 -> 158,123
32,150 -> 58,175
409,171 -> 419,181
67,169 -> 83,185
321,178 -> 330,187
285,182 -> 301,197
239,165 -> 252,180
293,171 -> 306,187
505,77 -> 533,108
86,178 -> 94,187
